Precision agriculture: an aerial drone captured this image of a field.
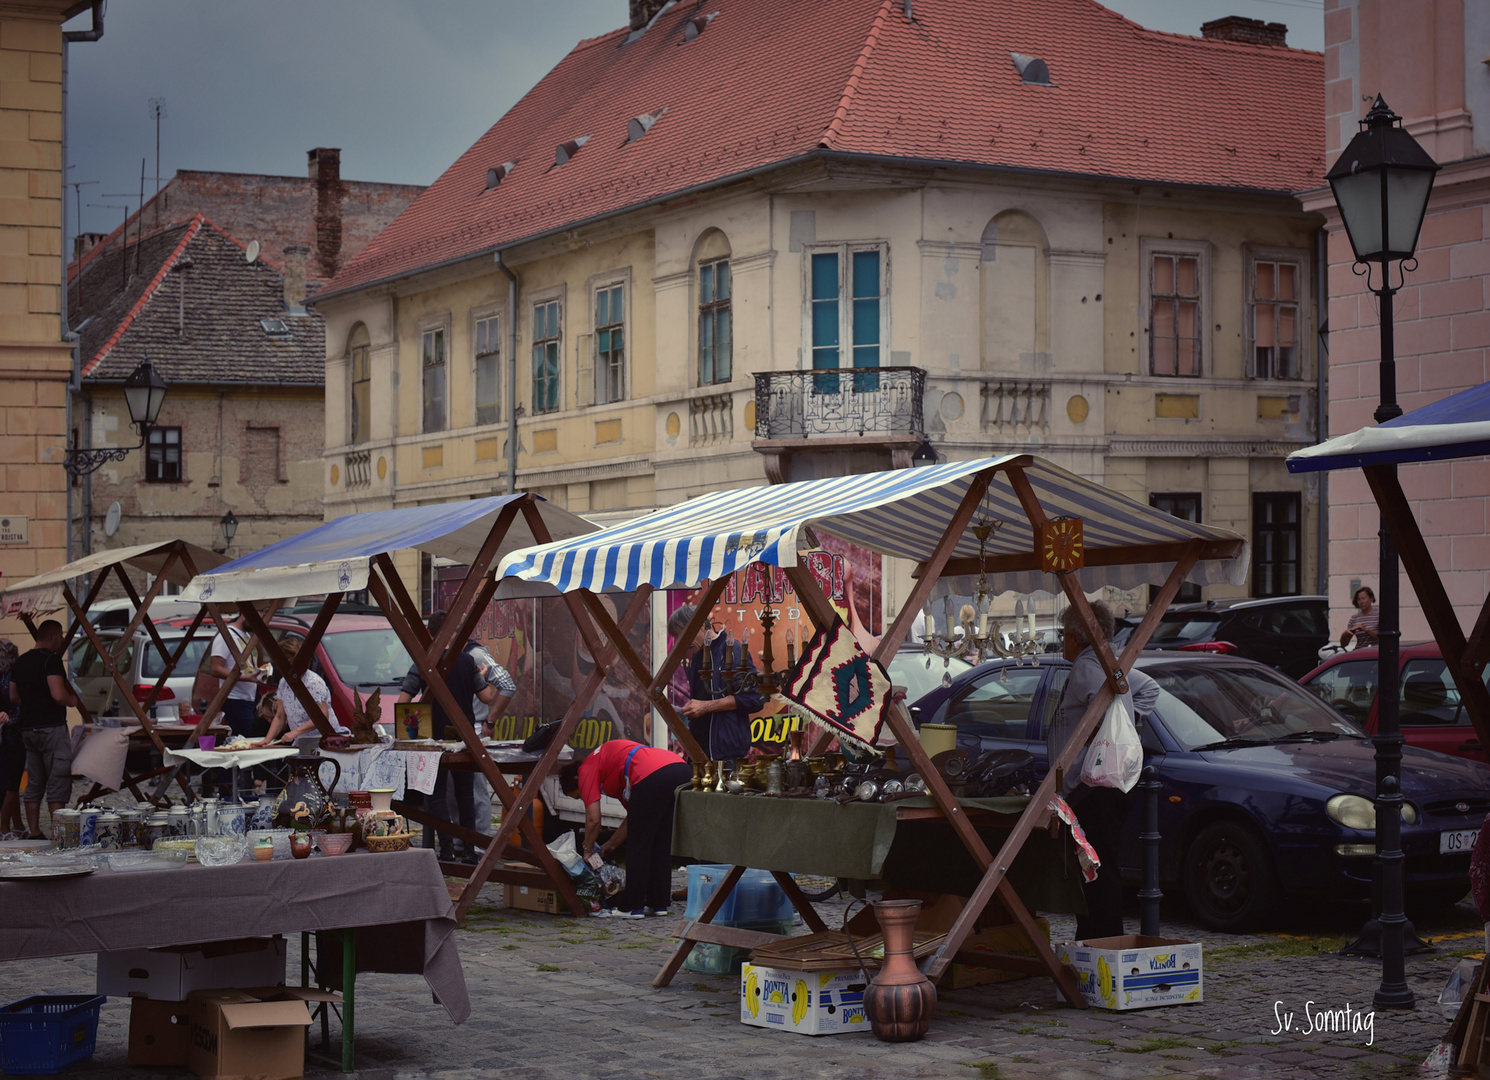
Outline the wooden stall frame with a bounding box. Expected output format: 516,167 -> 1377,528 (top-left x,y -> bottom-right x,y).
17,541 -> 223,806
531,457 -> 1240,999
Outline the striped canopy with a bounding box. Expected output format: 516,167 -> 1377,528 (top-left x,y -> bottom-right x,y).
497,455 -> 1248,595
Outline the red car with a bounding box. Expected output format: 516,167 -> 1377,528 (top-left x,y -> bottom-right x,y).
185,614 -> 410,729
1300,643 -> 1490,762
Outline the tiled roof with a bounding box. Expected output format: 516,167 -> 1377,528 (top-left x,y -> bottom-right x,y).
319,0 -> 1323,300
74,215 -> 324,386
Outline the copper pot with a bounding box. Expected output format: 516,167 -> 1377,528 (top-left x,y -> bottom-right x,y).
863,899 -> 936,1041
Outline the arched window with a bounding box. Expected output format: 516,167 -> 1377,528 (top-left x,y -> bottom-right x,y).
695,229 -> 732,386
347,323 -> 371,444
979,211 -> 1049,370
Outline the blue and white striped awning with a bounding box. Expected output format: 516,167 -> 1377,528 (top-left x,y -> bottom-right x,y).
497,455 -> 1248,595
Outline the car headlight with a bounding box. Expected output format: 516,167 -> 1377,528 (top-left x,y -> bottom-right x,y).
1327,794 -> 1417,830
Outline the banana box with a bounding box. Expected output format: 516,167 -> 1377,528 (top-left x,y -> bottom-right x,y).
739,964 -> 872,1036
1055,935 -> 1203,1011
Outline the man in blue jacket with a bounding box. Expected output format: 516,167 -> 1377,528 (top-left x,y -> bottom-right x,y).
668,605 -> 764,761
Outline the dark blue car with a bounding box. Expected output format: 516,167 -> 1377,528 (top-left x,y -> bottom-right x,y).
907,652 -> 1490,931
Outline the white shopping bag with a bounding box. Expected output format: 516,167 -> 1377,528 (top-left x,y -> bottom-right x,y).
1080,696 -> 1143,793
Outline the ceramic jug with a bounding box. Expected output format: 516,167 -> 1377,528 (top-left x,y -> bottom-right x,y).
272,754 -> 342,827
863,899 -> 937,1042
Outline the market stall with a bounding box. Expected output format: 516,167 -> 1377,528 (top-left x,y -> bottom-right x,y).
176,493 -> 600,916
494,454 -> 1247,999
1288,380 -> 1490,747
0,540 -> 229,805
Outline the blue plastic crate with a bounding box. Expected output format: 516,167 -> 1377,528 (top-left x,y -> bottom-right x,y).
684,865 -> 792,924
0,995 -> 104,1075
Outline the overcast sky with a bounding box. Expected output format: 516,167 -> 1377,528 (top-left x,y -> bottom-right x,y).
63,0 -> 1326,251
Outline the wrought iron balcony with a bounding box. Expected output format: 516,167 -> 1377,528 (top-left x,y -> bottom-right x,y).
753,367 -> 925,441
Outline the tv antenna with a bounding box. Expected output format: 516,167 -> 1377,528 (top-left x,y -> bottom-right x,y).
88,202 -> 130,291
68,178 -> 98,309
148,98 -> 167,225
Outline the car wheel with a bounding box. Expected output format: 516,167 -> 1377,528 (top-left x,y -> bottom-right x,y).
1184,821 -> 1276,932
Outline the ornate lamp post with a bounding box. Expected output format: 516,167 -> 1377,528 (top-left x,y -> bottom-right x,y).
64,359 -> 169,477
219,510 -> 238,551
1326,95 -> 1439,1010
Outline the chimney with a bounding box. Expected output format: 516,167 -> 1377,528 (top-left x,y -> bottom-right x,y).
1200,16 -> 1287,47
629,0 -> 668,31
282,244 -> 309,315
73,231 -> 107,259
308,147 -> 344,278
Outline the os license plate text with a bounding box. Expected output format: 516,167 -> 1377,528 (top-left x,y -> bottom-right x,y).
1441,828 -> 1480,854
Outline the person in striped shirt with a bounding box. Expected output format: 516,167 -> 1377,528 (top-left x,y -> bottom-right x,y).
1340,586 -> 1379,649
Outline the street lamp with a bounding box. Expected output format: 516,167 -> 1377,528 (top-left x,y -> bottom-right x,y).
911,439 -> 938,467
64,359 -> 169,477
220,510 -> 238,549
1326,95 -> 1439,1010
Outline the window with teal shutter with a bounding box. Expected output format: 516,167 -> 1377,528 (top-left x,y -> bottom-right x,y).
532,300 -> 561,414
811,251 -> 840,392
698,258 -> 731,385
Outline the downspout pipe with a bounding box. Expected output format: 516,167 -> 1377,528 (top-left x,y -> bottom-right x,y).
494,252 -> 518,495
1314,226 -> 1329,597
61,0 -> 105,575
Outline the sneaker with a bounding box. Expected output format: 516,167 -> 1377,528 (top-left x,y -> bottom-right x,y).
594,907 -> 645,920
645,907 -> 670,917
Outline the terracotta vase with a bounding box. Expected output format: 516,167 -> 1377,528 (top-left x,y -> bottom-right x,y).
289,832 -> 313,860
864,899 -> 936,1042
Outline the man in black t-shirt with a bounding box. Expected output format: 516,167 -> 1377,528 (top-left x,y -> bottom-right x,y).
8,621 -> 78,838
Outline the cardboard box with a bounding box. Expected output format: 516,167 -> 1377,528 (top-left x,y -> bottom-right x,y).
739,964 -> 872,1036
1055,936 -> 1203,1011
128,998 -> 192,1067
505,882 -> 563,914
187,987 -> 336,1080
97,938 -> 288,1001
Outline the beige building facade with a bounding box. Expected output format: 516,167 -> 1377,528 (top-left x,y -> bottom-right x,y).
0,0 -> 77,609
319,160 -> 1324,612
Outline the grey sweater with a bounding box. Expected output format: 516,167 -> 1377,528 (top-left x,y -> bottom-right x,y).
1045,647 -> 1160,797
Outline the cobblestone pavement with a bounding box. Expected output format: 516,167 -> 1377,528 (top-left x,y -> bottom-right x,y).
0,852 -> 1478,1080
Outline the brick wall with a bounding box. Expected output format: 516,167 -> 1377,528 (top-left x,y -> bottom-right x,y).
1321,0 -> 1489,642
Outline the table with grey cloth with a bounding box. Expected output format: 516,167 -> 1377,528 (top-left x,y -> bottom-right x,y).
672,790 -> 1085,914
0,848 -> 470,1023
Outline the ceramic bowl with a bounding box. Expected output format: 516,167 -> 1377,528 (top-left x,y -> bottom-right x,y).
316,832 -> 354,857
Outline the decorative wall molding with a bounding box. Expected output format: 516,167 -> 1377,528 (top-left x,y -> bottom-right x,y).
1107,438 -> 1311,458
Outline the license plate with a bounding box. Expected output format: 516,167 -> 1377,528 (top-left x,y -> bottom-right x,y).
1441,828 -> 1480,854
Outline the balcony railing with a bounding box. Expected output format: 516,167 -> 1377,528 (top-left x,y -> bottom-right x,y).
345,448 -> 371,489
753,367 -> 925,440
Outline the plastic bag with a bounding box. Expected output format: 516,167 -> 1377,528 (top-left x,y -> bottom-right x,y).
1081,696 -> 1142,793
546,832 -> 586,878
595,861 -> 626,898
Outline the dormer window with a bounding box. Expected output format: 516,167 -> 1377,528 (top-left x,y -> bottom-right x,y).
554,137 -> 590,166
627,109 -> 667,143
1010,52 -> 1056,86
684,12 -> 718,41
260,318 -> 290,337
485,162 -> 517,190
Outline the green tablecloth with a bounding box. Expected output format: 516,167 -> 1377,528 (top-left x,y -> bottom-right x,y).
671,790 -> 1085,914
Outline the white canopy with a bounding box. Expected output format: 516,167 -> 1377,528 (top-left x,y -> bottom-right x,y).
0,540 -> 226,621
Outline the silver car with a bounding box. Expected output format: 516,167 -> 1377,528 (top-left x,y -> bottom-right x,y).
69,626 -> 212,722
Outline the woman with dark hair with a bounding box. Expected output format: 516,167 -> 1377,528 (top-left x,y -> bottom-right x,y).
559,739 -> 690,919
1047,601 -> 1160,940
0,639 -> 22,835
1340,586 -> 1379,648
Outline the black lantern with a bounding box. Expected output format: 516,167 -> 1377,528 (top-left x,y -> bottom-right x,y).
1326,96 -> 1439,265
65,358 -> 170,477
121,359 -> 168,429
1327,96 -> 1439,1011
911,439 -> 938,468
220,510 -> 238,547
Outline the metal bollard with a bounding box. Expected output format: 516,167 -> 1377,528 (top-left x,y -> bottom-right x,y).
1138,765 -> 1162,937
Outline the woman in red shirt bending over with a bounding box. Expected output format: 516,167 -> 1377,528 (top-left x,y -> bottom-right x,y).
559,739 -> 692,919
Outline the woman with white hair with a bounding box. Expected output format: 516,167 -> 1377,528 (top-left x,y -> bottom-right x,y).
1047,600 -> 1160,940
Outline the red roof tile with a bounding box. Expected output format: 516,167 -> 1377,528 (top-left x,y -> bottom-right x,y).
319,0 -> 1323,301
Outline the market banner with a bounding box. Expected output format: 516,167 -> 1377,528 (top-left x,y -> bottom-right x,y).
778,618 -> 890,754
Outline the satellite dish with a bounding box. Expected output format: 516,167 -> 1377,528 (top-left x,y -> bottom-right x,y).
245,240 -> 260,264
103,501 -> 121,537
